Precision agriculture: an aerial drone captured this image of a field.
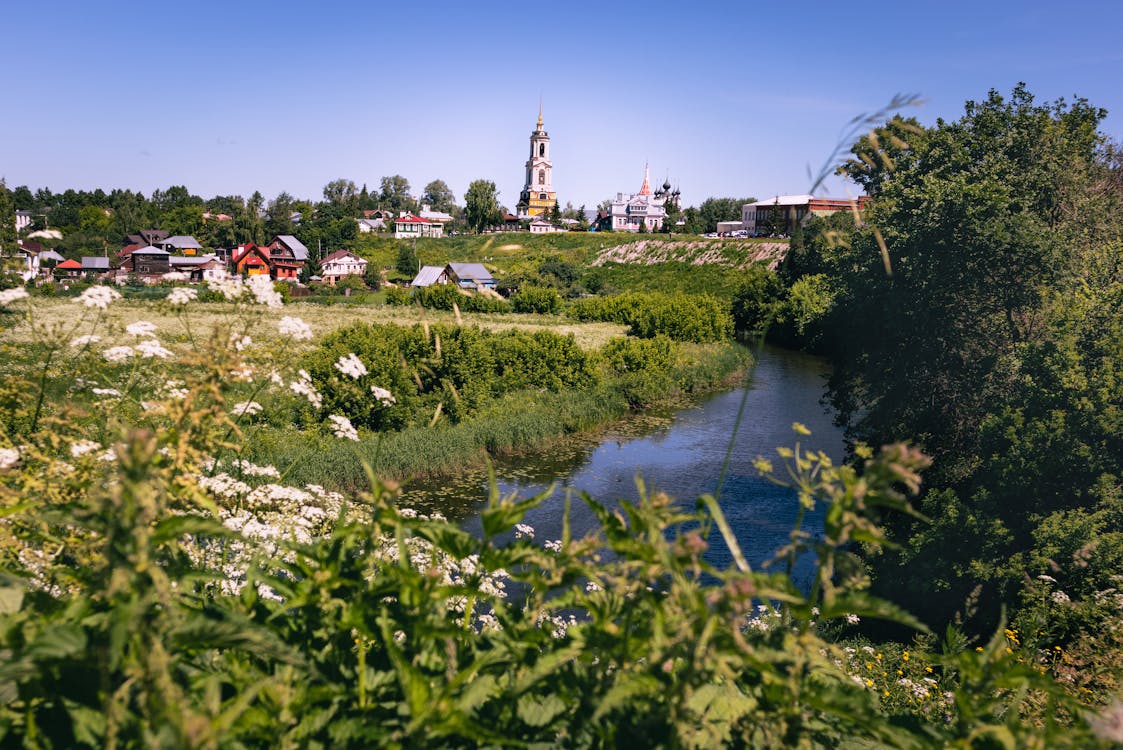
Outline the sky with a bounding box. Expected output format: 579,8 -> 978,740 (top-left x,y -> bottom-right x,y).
4,0 -> 1123,212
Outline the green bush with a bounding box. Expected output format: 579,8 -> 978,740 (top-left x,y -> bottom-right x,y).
383,285 -> 411,306
511,285 -> 561,314
568,291 -> 733,342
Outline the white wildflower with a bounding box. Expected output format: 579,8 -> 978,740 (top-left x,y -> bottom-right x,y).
125,320 -> 158,337
334,353 -> 367,380
230,364 -> 254,381
70,334 -> 101,347
1051,590 -> 1071,604
229,458 -> 281,478
70,440 -> 101,458
76,286 -> 121,309
370,385 -> 397,405
167,287 -> 198,305
269,371 -> 284,386
102,346 -> 134,363
99,447 -> 117,463
585,580 -> 602,593
289,370 -> 322,408
845,613 -> 861,625
1037,574 -> 1057,584
91,387 -> 122,397
162,271 -> 189,282
278,316 -> 313,341
544,539 -> 563,553
0,447 -> 20,470
515,523 -> 535,540
0,287 -> 29,305
207,270 -> 246,300
248,275 -> 283,308
135,339 -> 173,359
230,333 -> 252,351
232,401 -> 263,417
328,415 -> 359,441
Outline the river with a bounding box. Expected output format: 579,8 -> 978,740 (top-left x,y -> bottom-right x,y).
402,344 -> 844,585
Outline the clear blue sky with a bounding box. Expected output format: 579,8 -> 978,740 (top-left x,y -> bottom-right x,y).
4,0 -> 1122,212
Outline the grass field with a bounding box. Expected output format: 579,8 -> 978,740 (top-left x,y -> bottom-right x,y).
4,297 -> 629,350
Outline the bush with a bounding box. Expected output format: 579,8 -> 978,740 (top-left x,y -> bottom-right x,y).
731,264 -> 785,335
568,291 -> 732,342
511,285 -> 561,314
383,285 -> 411,306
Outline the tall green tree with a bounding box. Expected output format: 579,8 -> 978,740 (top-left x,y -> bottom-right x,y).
804,84 -> 1123,629
464,180 -> 501,234
421,180 -> 456,213
0,180 -> 16,255
379,175 -> 416,215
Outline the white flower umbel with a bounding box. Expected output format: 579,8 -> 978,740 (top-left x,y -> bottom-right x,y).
162,271 -> 189,282
232,401 -> 263,417
289,370 -> 322,408
0,287 -> 29,305
278,316 -> 313,341
70,439 -> 102,458
135,339 -> 173,359
328,414 -> 359,441
76,286 -> 121,310
70,334 -> 101,347
167,287 -> 198,305
370,385 -> 397,406
248,275 -> 283,308
230,333 -> 252,352
91,387 -> 122,397
126,320 -> 158,337
207,270 -> 247,301
0,447 -> 20,470
334,353 -> 367,380
102,346 -> 134,363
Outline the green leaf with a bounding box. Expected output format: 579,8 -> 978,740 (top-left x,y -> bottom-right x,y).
517,694 -> 567,727
0,585 -> 23,615
27,623 -> 87,660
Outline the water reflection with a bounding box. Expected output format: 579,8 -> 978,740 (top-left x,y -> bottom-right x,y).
402,345 -> 843,586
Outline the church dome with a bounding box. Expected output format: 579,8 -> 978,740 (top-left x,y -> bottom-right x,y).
662,179 -> 672,191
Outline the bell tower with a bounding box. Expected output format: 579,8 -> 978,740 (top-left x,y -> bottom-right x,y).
517,103 -> 556,217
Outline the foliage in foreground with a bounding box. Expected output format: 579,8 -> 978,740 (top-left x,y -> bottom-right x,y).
0,285 -> 1120,748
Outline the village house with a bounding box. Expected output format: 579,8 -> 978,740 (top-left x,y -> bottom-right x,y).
157,235 -> 203,256
740,195 -> 871,236
80,257 -> 111,279
409,265 -> 449,288
320,249 -> 368,285
529,217 -> 566,234
393,214 -> 444,239
231,243 -> 272,277
118,246 -> 171,282
447,262 -> 496,290
170,254 -> 227,282
266,235 -> 309,279
55,259 -> 82,278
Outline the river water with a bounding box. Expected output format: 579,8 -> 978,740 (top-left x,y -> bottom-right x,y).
402,345 -> 844,585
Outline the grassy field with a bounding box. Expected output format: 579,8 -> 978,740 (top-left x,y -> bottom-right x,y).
5,297 -> 628,350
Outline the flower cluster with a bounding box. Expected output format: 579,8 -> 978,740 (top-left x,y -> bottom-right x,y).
167,287 -> 198,306
76,285 -> 121,310
328,414 -> 359,441
278,316 -> 313,341
334,352 -> 368,380
289,370 -> 322,409
0,287 -> 30,306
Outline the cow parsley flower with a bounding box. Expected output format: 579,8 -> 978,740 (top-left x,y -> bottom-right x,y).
248,275 -> 283,308
162,271 -> 189,282
135,339 -> 173,359
76,286 -> 121,309
102,346 -> 134,363
166,287 -> 198,305
232,401 -> 263,417
278,316 -> 312,341
370,385 -> 397,405
207,270 -> 246,301
0,287 -> 29,305
0,447 -> 20,470
70,440 -> 102,458
289,370 -> 323,408
91,387 -> 122,397
70,334 -> 101,347
126,320 -> 158,337
230,333 -> 252,351
334,353 -> 367,379
328,415 -> 359,441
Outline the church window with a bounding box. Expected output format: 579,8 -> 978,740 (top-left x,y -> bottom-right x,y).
538,169 -> 545,185
539,143 -> 545,157
539,193 -> 547,200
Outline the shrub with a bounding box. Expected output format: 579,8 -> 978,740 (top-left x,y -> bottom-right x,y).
568,291 -> 733,342
731,264 -> 785,335
511,285 -> 561,314
383,285 -> 411,306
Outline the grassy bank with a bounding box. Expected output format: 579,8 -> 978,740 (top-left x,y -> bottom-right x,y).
242,341 -> 751,493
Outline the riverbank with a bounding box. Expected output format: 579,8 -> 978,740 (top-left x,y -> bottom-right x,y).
242,341 -> 752,493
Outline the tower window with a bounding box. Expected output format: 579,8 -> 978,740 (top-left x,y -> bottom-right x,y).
539,193 -> 547,200
538,169 -> 545,185
539,143 -> 545,157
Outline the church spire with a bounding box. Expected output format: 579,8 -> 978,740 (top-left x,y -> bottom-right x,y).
638,163 -> 653,196
537,99 -> 543,129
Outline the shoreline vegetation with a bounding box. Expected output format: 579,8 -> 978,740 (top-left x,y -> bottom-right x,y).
244,341 -> 752,492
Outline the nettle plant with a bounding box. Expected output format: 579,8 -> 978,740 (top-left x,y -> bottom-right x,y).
0,281 -> 1115,748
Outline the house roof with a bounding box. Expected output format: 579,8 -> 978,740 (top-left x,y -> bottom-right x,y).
410,265 -> 447,287
132,245 -> 170,256
273,235 -> 309,260
39,250 -> 65,263
394,215 -> 429,224
169,254 -> 222,266
322,249 -> 365,264
419,207 -> 453,222
746,195 -> 816,208
81,257 -> 110,270
160,235 -> 203,249
448,263 -> 493,282
56,259 -> 82,269
118,243 -> 145,257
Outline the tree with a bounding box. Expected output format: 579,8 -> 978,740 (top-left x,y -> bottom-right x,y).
696,197 -> 753,234
323,179 -> 358,213
464,180 -> 501,234
266,192 -> 298,237
0,180 -> 16,255
421,180 -> 456,213
836,115 -> 927,196
379,175 -> 416,215
396,243 -> 419,276
549,200 -> 562,225
802,84 -> 1123,629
